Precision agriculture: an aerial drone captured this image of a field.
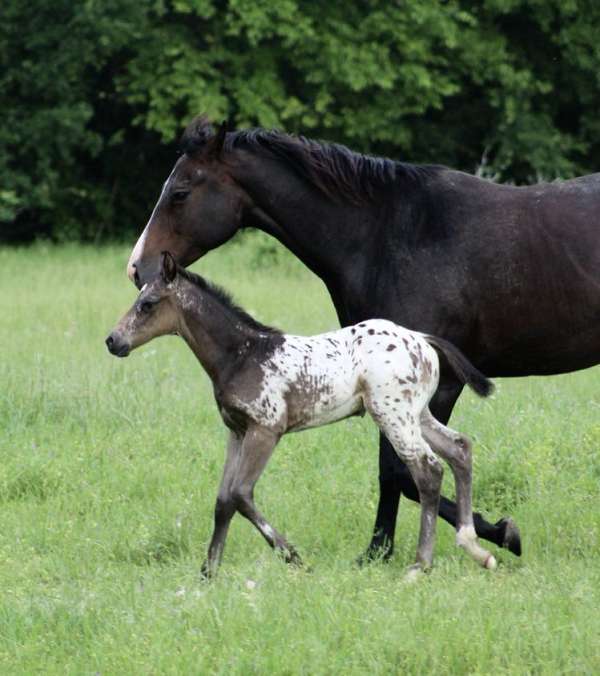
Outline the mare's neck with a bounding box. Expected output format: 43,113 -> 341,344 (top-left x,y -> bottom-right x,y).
175,279 -> 256,382
232,152 -> 379,290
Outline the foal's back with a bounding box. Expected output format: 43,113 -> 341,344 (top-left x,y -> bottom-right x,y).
249,319 -> 439,434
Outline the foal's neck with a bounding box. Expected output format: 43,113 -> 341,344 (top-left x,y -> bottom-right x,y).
175,278 -> 262,382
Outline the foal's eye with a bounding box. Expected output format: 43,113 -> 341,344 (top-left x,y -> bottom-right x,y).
140,301 -> 154,313
171,190 -> 190,204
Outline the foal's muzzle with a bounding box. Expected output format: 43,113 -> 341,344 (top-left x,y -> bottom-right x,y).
105,333 -> 131,358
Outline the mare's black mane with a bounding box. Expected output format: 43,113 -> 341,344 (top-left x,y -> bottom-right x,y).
177,266 -> 281,335
180,116 -> 442,203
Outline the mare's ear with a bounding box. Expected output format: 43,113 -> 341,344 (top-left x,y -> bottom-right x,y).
206,120 -> 227,159
161,251 -> 177,284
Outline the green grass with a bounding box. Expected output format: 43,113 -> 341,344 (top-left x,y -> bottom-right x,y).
1,237 -> 599,674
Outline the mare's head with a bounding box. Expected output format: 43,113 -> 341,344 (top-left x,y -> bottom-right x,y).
107,252 -> 181,357
127,117 -> 248,288
127,115 -> 402,288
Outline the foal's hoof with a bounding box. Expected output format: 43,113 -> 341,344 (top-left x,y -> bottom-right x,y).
484,554 -> 498,571
496,517 -> 522,557
199,561 -> 216,581
404,564 -> 425,584
283,548 -> 304,568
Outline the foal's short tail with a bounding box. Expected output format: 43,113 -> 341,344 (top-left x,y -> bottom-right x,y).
425,335 -> 494,398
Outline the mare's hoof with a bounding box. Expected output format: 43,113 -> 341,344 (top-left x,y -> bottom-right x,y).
496,517 -> 522,557
356,544 -> 393,567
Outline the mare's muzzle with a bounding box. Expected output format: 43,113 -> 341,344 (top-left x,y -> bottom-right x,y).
128,257 -> 161,290
105,333 -> 131,358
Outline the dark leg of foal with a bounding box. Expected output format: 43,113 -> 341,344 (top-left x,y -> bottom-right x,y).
201,432 -> 243,578
232,426 -> 302,566
360,379 -> 521,563
202,425 -> 301,578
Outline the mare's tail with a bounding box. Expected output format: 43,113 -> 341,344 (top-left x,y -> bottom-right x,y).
425,335 -> 494,398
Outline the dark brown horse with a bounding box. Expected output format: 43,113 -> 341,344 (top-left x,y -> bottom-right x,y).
107,252 -> 497,578
126,117 -> 600,561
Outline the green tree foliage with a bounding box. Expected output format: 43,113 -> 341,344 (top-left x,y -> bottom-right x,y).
3,0 -> 600,241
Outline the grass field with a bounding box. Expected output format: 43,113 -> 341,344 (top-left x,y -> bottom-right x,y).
1,237 -> 599,674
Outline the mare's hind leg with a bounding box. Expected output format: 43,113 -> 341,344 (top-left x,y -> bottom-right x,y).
421,411 -> 496,570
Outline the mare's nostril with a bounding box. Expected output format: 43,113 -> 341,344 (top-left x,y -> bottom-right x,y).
105,335 -> 114,350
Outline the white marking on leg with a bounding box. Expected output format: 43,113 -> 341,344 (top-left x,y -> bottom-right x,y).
404,564 -> 425,583
457,525 -> 496,569
456,525 -> 477,548
260,523 -> 274,540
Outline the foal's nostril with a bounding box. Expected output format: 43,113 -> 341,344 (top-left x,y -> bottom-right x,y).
105,335 -> 114,351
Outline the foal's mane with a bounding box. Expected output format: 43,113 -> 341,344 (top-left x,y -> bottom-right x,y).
177,266 -> 282,335
180,116 -> 441,204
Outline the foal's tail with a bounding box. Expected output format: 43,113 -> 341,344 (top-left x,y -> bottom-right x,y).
425,335 -> 494,398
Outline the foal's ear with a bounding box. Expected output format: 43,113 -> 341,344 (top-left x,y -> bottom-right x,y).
161,251 -> 177,284
206,120 -> 227,159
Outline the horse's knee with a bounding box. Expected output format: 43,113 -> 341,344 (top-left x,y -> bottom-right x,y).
415,454 -> 443,499
453,434 -> 473,472
229,485 -> 254,516
215,494 -> 237,523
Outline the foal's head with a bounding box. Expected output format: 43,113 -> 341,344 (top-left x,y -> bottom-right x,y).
106,252 -> 181,357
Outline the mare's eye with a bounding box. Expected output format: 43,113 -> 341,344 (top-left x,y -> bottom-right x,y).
171,190 -> 190,204
140,301 -> 154,313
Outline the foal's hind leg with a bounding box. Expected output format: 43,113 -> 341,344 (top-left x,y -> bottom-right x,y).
369,407 -> 444,577
421,411 -> 496,570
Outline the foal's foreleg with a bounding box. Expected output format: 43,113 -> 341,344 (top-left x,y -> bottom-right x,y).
421,412 -> 496,570
201,432 -> 243,578
232,425 -> 302,566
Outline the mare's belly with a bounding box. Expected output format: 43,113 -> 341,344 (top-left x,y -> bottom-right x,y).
480,317 -> 600,376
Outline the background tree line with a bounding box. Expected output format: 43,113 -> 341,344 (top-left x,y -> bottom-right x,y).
2,0 -> 600,243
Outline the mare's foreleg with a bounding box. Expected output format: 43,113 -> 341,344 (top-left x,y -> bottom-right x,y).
357,434 -> 402,564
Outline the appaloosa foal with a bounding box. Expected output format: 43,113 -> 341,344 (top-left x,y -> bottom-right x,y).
106,252 -> 497,579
